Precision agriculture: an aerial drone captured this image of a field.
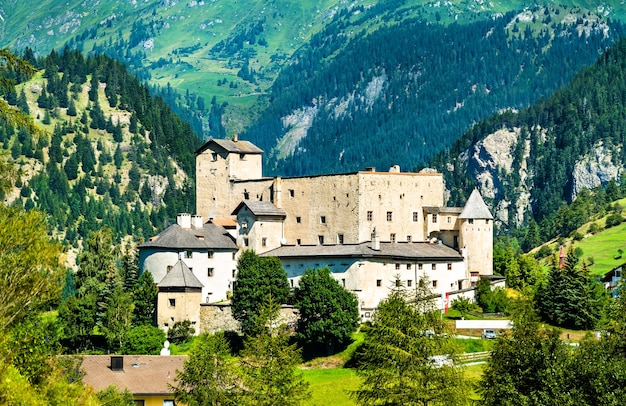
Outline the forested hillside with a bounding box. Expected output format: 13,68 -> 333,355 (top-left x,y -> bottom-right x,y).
430,36 -> 626,249
3,47 -> 200,248
243,7 -> 626,176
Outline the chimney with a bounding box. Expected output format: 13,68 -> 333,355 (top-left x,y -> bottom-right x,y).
232,134 -> 238,142
110,356 -> 124,372
389,165 -> 400,173
191,215 -> 203,228
177,213 -> 191,229
365,167 -> 376,172
372,228 -> 380,251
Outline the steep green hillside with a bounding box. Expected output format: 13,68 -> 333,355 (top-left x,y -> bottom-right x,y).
3,48 -> 199,248
430,36 -> 626,248
4,1 -> 626,137
244,7 -> 626,176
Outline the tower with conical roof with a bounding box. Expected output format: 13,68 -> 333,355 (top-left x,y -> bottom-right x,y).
458,189 -> 494,278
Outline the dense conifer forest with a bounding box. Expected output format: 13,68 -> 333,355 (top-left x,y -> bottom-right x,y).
431,36 -> 626,249
243,8 -> 626,176
2,47 -> 200,246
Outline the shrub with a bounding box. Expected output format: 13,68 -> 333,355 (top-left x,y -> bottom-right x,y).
167,320 -> 195,344
605,213 -> 623,228
123,325 -> 165,354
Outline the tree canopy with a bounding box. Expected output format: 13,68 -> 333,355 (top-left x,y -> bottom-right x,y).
294,266 -> 359,357
232,250 -> 290,336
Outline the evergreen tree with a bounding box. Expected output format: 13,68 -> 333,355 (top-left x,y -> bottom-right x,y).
537,248 -> 606,330
232,251 -> 290,336
133,271 -> 157,325
479,295 -> 572,405
172,332 -> 240,405
238,298 -> 310,405
354,279 -> 469,405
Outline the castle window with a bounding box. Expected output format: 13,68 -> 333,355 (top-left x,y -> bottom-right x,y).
338,234 -> 344,244
208,268 -> 214,277
167,265 -> 173,272
395,279 -> 401,287
447,216 -> 452,223
447,263 -> 452,270
407,279 -> 413,287
290,279 -> 294,288
407,263 -> 412,270
320,216 -> 326,224
342,278 -> 346,287
376,279 -> 382,287
239,153 -> 246,160
243,237 -> 249,247
387,211 -> 393,221
211,152 -> 217,161
432,214 -> 438,223
418,263 -> 423,270
432,280 -> 438,288
486,219 -> 490,224
232,252 -> 236,260
367,211 -> 373,221
469,219 -> 474,224
244,191 -> 249,199
318,235 -> 324,245
185,250 -> 192,258
169,299 -> 176,307
262,237 -> 267,247
432,264 -> 437,270
407,235 -> 412,242
297,239 -> 301,245
296,216 -> 302,223
289,189 -> 295,198
390,233 -> 396,243
232,269 -> 236,278
395,263 -> 400,270
413,211 -> 419,222
208,251 -> 214,258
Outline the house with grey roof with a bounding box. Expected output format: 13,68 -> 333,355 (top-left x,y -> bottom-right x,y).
139,213 -> 239,310
156,259 -> 204,331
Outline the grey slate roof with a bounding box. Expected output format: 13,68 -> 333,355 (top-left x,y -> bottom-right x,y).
196,138 -> 264,155
261,241 -> 463,261
232,200 -> 287,218
140,222 -> 237,250
158,259 -> 204,288
459,189 -> 493,219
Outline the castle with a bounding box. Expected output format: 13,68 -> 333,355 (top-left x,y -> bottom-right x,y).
139,136 -> 493,332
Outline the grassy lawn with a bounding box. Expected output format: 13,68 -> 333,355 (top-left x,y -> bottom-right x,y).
302,368 -> 361,406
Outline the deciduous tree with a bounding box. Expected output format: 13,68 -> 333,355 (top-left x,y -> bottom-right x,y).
294,266 -> 359,356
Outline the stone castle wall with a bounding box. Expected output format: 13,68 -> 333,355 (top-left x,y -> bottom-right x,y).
199,303 -> 299,333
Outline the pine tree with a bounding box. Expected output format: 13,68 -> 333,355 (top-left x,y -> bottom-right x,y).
238,298 -> 310,405
354,278 -> 469,405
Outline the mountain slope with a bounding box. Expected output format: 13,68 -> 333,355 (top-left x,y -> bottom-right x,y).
430,36 -> 626,245
243,7 -> 626,176
4,48 -> 199,247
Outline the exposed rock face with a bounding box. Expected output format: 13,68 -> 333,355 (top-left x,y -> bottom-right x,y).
460,127 -> 532,228
571,142 -> 622,200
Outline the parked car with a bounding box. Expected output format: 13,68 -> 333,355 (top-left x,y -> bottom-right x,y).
482,329 -> 497,339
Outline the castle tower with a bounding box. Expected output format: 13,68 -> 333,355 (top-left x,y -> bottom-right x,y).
157,259 -> 204,334
458,189 -> 493,277
195,136 -> 264,221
